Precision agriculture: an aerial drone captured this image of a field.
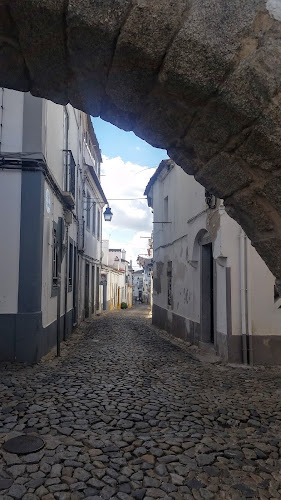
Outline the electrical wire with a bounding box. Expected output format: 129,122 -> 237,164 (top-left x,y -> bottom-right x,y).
107,197 -> 147,201
84,196 -> 147,201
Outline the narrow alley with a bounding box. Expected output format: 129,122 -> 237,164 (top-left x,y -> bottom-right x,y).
1,307 -> 281,500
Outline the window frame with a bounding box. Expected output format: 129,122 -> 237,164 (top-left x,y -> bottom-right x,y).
68,240 -> 73,291
97,208 -> 101,240
86,190 -> 91,230
92,201 -> 96,235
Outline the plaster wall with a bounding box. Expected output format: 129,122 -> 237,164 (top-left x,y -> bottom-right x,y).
41,180 -> 77,329
153,167 -> 207,327
83,176 -> 102,262
150,162 -> 281,361
102,240 -> 109,265
0,90 -> 23,314
219,212 -> 243,337
0,171 -> 22,313
108,250 -> 123,268
250,247 -> 281,336
0,89 -> 24,152
102,268 -> 126,309
0,88 -> 105,361
44,101 -> 64,188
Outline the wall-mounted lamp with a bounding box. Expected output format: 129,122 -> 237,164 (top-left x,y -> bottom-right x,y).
104,206 -> 113,222
205,190 -> 217,209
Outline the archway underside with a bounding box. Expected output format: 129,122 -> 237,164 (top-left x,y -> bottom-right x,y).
1,0 -> 281,286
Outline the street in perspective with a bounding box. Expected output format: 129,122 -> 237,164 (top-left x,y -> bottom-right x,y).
1,1 -> 281,499
1,307 -> 281,500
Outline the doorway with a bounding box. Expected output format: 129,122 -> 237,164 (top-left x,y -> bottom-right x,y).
103,280 -> 107,310
73,246 -> 77,325
96,266 -> 100,311
201,242 -> 214,343
91,265 -> 95,314
85,263 -> 90,318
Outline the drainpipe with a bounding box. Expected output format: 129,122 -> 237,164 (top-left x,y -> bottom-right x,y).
240,229 -> 247,364
56,218 -> 64,357
63,224 -> 69,341
246,236 -> 253,365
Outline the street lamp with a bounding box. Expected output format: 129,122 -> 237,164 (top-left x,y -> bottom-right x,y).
104,206 -> 113,222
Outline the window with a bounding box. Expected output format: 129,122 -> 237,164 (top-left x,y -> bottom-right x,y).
164,196 -> 168,221
63,107 -> 69,191
52,228 -> 58,287
92,202 -> 96,235
69,242 -> 73,288
86,191 -> 91,229
97,208 -> 101,240
167,261 -> 172,306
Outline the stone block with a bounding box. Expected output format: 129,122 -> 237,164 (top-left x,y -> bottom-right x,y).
100,98 -> 136,133
134,91 -> 191,149
220,37 -> 281,124
106,0 -> 186,113
9,0 -> 68,103
0,5 -> 29,91
185,101 -> 247,163
67,0 -> 132,116
224,188 -> 274,241
252,237 -> 281,279
262,173 -> 281,217
237,96 -> 281,171
159,0 -> 260,102
195,153 -> 253,198
168,145 -> 197,176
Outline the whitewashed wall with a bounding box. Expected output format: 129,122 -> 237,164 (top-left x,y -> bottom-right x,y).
0,171 -> 22,313
151,163 -> 281,347
0,89 -> 24,313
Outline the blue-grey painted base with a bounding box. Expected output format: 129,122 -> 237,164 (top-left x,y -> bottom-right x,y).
152,304 -> 201,343
153,304 -> 281,365
0,309 -> 74,363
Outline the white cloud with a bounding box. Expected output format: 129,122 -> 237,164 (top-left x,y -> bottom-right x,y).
101,156 -> 155,266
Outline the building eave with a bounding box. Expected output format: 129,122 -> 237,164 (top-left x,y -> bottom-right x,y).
144,159 -> 175,200
85,163 -> 108,204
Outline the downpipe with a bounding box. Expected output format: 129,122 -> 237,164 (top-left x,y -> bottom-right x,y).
246,237 -> 253,365
240,230 -> 253,365
63,224 -> 69,341
240,230 -> 247,364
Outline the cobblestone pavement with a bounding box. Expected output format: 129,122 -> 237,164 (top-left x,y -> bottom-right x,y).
1,306 -> 281,500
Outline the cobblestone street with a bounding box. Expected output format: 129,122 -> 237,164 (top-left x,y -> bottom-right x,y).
1,306 -> 281,500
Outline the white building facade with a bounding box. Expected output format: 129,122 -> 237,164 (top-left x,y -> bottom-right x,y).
0,88 -> 108,362
145,160 -> 281,365
101,242 -> 133,310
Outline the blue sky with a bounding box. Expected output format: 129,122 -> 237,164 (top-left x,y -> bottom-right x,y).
92,118 -> 168,266
92,117 -> 168,167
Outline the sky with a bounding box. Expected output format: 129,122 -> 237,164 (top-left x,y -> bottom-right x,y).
92,117 -> 168,267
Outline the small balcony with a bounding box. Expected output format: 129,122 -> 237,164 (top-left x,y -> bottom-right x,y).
62,150 -> 76,207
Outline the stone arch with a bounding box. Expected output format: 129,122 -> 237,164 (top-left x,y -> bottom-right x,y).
1,0 -> 281,287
